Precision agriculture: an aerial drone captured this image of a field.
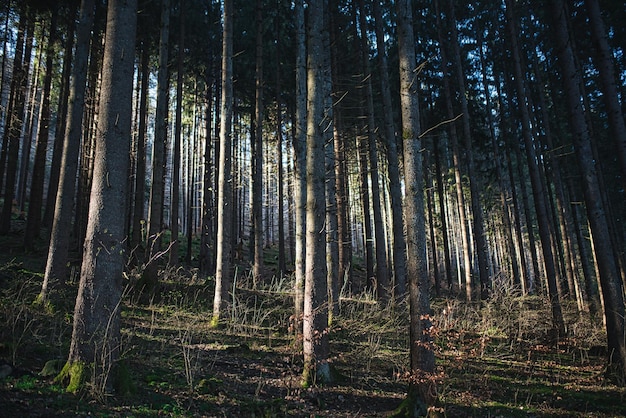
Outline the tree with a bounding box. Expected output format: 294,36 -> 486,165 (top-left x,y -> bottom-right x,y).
169,0 -> 185,267
292,0 -> 307,338
393,0 -> 436,414
24,8 -> 59,250
40,0 -> 96,304
0,4 -> 30,235
548,0 -> 626,384
56,0 -> 137,393
302,0 -> 331,386
251,0 -> 264,286
142,0 -> 171,294
504,0 -> 565,338
211,0 -> 234,327
372,0 -> 407,297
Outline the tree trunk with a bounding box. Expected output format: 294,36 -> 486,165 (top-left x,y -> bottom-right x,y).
504,0 -> 565,338
211,0 -> 234,327
394,0 -> 436,413
57,0 -> 136,393
435,0 -> 472,301
0,6 -> 29,235
358,0 -> 389,300
44,3 -> 77,229
143,0 -> 171,294
446,0 -> 491,298
24,9 -> 59,249
199,77 -> 215,276
169,2 -> 185,267
372,0 -> 406,297
40,0 -> 95,304
584,0 -> 626,193
131,37 -> 149,255
292,0 -> 306,338
302,0 -> 331,386
252,0 -> 264,286
548,0 -> 626,383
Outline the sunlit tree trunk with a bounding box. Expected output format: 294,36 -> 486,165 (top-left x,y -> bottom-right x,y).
131,36 -> 149,255
211,0 -> 234,327
357,0 -> 389,300
477,32 -> 521,292
445,0 -> 491,298
394,0 -> 436,413
57,0 -> 136,393
372,0 -> 406,297
292,0 -> 306,337
40,0 -> 95,304
302,0 -> 331,386
435,0 -> 472,301
251,0 -> 264,286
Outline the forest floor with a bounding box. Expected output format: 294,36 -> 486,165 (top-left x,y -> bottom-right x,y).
1,234 -> 625,417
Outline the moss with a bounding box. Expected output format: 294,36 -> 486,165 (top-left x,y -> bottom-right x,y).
55,361 -> 87,394
39,359 -> 64,377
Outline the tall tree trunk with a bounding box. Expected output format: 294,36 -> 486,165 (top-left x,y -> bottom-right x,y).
24,10 -> 59,249
395,0 -> 436,413
358,0 -> 389,300
275,44 -> 286,277
44,2 -> 78,229
57,0 -> 136,393
169,2 -> 185,267
477,32 -> 521,291
323,5 -> 339,321
143,0 -> 171,294
199,77 -> 215,276
584,0 -> 626,193
548,0 -> 626,383
504,0 -> 565,337
302,0 -> 331,385
40,0 -> 96,304
446,0 -> 491,298
131,37 -> 150,254
372,0 -> 406,297
211,0 -> 234,327
292,0 -> 307,338
435,0 -> 472,301
252,0 -> 264,286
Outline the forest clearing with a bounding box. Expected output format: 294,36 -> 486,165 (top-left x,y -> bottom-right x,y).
1,239 -> 625,417
1,0 -> 626,416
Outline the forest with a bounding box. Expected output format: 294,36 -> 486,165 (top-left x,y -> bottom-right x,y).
0,0 -> 626,416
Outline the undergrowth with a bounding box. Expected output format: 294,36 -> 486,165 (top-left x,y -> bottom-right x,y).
0,258 -> 624,417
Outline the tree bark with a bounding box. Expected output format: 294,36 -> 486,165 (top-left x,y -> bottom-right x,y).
142,0 -> 171,294
292,0 -> 307,338
548,0 -> 626,383
302,0 -> 331,386
40,0 -> 96,304
211,0 -> 234,327
57,0 -> 136,393
395,0 -> 436,413
169,2 -> 185,267
251,0 -> 264,286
